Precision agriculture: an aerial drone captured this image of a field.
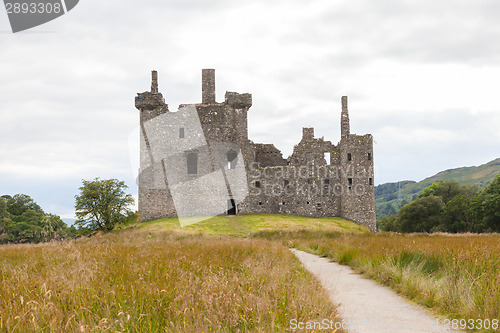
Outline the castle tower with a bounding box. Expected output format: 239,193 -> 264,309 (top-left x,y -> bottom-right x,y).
338,96 -> 376,231
136,69 -> 253,222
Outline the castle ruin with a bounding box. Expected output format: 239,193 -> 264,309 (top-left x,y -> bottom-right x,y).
135,69 -> 376,231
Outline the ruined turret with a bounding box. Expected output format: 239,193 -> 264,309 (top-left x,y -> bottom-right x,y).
135,70 -> 168,122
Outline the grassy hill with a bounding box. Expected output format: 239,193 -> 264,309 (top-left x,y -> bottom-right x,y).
136,214 -> 369,237
376,158 -> 500,219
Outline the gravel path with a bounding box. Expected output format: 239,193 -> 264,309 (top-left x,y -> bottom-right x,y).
291,249 -> 461,333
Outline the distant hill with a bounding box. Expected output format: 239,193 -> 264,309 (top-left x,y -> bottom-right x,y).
376,158 -> 500,219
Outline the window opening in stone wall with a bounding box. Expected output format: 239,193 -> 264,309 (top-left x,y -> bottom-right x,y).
227,150 -> 238,169
369,178 -> 373,186
307,201 -> 310,205
187,152 -> 198,174
282,201 -> 286,205
179,127 -> 185,138
255,181 -> 261,188
368,152 -> 372,161
284,179 -> 289,187
324,152 -> 331,165
258,201 -> 262,206
347,153 -> 352,161
348,178 -> 353,189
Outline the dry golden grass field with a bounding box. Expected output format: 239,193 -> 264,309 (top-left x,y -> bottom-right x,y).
1,214 -> 499,332
0,222 -> 345,332
293,233 -> 500,332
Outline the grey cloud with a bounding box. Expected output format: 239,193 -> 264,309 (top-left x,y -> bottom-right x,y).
1,0 -> 500,217
287,0 -> 500,66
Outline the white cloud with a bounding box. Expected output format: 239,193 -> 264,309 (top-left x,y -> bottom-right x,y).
1,0 -> 500,215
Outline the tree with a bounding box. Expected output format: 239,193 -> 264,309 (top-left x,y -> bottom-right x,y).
0,197 -> 10,243
396,196 -> 444,232
419,181 -> 477,204
0,196 -> 8,219
442,194 -> 475,232
74,178 -> 134,232
5,194 -> 43,216
377,214 -> 398,231
0,194 -> 74,244
384,177 -> 499,234
477,176 -> 500,232
39,214 -> 71,242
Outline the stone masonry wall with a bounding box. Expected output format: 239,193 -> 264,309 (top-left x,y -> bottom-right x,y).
135,69 -> 376,232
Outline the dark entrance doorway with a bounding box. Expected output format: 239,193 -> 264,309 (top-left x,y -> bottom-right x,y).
227,199 -> 236,215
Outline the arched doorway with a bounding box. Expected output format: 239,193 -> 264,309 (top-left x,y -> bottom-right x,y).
227,199 -> 236,215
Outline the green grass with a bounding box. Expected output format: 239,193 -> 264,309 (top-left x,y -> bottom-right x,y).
136,214 -> 369,237
292,233 -> 500,332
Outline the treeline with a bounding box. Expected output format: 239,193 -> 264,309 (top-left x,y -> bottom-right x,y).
378,175 -> 500,233
0,194 -> 79,244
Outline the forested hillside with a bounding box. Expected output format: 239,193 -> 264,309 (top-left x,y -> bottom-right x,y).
378,176 -> 500,233
376,158 -> 500,219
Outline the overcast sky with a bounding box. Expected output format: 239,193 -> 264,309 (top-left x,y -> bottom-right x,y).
1,0 -> 499,218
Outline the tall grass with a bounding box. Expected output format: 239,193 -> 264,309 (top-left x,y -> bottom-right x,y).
293,233 -> 500,331
0,230 -> 341,332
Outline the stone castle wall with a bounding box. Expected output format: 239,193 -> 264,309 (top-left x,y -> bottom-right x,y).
135,69 -> 376,231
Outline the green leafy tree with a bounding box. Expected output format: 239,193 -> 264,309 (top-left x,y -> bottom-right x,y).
468,191 -> 485,232
75,178 -> 134,232
473,176 -> 500,232
0,197 -> 11,243
5,194 -> 43,216
442,194 -> 475,232
419,182 -> 439,198
377,214 -> 398,231
0,194 -> 74,244
419,181 -> 477,204
384,177 -> 499,234
0,196 -> 8,217
396,196 -> 444,232
39,214 -> 71,242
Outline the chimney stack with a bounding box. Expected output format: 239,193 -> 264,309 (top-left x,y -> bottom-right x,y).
341,96 -> 350,138
151,70 -> 158,93
302,127 -> 314,141
202,69 -> 216,104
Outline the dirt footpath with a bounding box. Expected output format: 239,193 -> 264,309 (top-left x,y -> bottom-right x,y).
291,249 -> 462,333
